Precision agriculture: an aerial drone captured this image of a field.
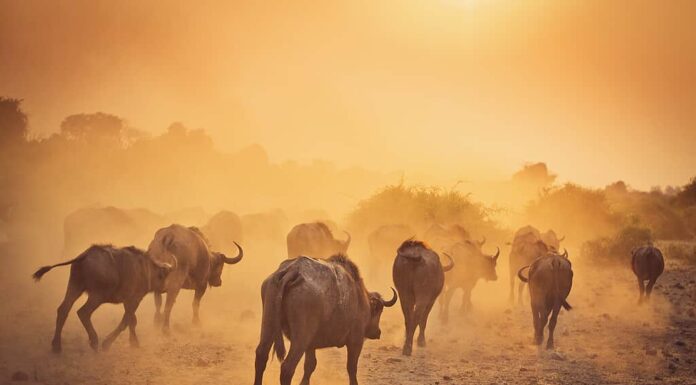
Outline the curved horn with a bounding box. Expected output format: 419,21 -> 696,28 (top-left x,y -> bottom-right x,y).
478,236 -> 486,246
167,253 -> 178,270
223,241 -> 244,264
558,235 -> 566,243
517,265 -> 530,283
343,231 -> 352,248
491,246 -> 500,260
441,252 -> 455,272
381,288 -> 398,307
561,248 -> 568,258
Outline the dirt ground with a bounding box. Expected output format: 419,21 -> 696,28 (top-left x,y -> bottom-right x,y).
1,245 -> 695,385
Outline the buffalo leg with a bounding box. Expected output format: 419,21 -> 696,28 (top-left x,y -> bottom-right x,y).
128,312 -> 139,347
253,337 -> 273,385
77,295 -> 103,351
154,292 -> 163,324
162,288 -> 181,334
460,287 -> 473,314
536,307 -> 551,346
280,343 -> 307,385
299,349 -> 317,385
439,287 -> 455,324
346,340 -> 364,385
531,304 -> 542,345
417,298 -> 436,347
508,269 -> 516,304
645,277 -> 657,299
192,285 -> 207,326
102,312 -> 129,351
637,279 -> 645,304
546,305 -> 561,350
399,292 -> 416,356
517,281 -> 526,306
52,282 -> 83,353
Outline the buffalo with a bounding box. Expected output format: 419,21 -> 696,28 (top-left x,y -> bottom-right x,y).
508,225 -> 564,304
148,224 -> 243,332
439,241 -> 500,322
367,224 -> 414,280
393,240 -> 454,356
286,222 -> 351,259
241,209 -> 289,243
32,245 -> 173,353
254,254 -> 397,385
631,245 -> 665,303
517,249 -> 573,349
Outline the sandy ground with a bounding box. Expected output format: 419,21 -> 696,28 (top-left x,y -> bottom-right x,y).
1,247 -> 695,385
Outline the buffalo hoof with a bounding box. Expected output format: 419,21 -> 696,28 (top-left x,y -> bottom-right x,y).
130,338 -> 140,348
102,340 -> 113,351
546,340 -> 554,350
154,313 -> 163,325
89,340 -> 99,352
417,337 -> 426,348
51,343 -> 62,354
402,345 -> 412,356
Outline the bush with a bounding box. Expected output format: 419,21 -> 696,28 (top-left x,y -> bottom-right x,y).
581,225 -> 652,265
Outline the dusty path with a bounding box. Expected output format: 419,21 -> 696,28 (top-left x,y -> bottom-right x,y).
1,256 -> 695,385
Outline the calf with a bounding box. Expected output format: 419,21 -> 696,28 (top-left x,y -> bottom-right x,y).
33,245 -> 173,353
631,245 -> 665,303
393,240 -> 454,356
517,250 -> 573,349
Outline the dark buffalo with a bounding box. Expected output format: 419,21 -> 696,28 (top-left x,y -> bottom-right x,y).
393,240 -> 454,356
286,222 -> 351,259
254,254 -> 396,385
517,250 -> 573,349
438,241 -> 500,322
367,224 -> 414,280
508,225 -> 554,304
63,206 -> 168,257
631,245 -> 665,303
32,245 -> 173,353
148,224 -> 243,332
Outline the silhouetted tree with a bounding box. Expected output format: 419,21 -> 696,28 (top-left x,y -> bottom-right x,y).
59,112 -> 126,147
676,177 -> 696,207
0,97 -> 28,146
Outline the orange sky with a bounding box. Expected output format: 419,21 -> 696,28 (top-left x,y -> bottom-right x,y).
1,0 -> 694,189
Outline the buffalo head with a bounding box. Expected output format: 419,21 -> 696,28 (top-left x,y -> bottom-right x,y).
365,288 -> 397,339
208,241 -> 244,287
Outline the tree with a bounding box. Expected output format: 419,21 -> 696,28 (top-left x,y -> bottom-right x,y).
59,112 -> 126,147
0,97 -> 28,146
676,177 -> 696,207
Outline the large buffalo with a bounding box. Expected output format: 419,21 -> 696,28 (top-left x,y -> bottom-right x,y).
32,245 -> 173,353
439,241 -> 500,322
63,206 -> 168,257
241,209 -> 289,243
286,222 -> 351,259
631,245 -> 665,303
367,224 -> 414,280
508,225 -> 564,304
254,254 -> 397,385
148,224 -> 243,332
517,250 -> 573,349
393,240 -> 454,356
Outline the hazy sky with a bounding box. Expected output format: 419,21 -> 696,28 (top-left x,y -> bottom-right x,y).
1,0 -> 694,189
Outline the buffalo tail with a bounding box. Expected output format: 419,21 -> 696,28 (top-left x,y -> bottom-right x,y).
267,268 -> 302,362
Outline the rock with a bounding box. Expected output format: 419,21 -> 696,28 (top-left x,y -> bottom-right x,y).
673,283 -> 685,290
443,375 -> 452,381
645,347 -> 657,356
196,358 -> 209,367
519,367 -> 529,372
11,371 -> 29,381
386,358 -> 402,364
549,352 -> 566,361
668,362 -> 677,371
675,340 -> 686,347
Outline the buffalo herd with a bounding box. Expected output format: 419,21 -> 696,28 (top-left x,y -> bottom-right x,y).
33,209 -> 667,384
